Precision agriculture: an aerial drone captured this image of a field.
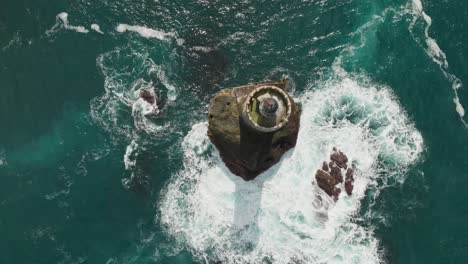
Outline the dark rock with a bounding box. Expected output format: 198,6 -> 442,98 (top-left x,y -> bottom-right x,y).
329,161 -> 343,183
332,187 -> 341,201
330,148 -> 348,169
315,148 -> 355,200
315,169 -> 337,197
345,180 -> 354,196
140,89 -> 156,105
322,161 -> 329,171
345,167 -> 354,180
345,167 -> 355,195
207,79 -> 300,180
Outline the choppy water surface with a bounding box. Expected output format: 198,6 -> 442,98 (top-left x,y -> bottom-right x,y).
1,0 -> 468,263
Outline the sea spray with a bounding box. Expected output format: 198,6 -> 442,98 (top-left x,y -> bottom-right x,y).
159,75 -> 423,264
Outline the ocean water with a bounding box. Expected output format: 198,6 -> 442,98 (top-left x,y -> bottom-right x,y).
1,0 -> 467,263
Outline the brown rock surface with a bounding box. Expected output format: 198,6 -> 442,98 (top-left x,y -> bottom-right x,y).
207,79 -> 301,180
329,161 -> 343,183
330,148 -> 348,169
140,89 -> 156,105
322,161 -> 329,171
315,169 -> 337,196
315,147 -> 356,200
345,166 -> 355,195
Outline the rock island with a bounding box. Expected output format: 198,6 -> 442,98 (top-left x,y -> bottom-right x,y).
207,79 -> 301,180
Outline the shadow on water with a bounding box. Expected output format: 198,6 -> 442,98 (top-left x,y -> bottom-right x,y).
228,151 -> 285,254
227,115 -> 291,253
232,179 -> 264,253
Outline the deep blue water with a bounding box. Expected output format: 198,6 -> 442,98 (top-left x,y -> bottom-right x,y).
1,0 -> 468,263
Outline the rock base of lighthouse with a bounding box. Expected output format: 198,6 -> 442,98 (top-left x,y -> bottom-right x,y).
207,80 -> 301,180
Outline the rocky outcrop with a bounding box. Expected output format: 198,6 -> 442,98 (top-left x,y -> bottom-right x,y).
140,89 -> 156,105
329,161 -> 343,183
135,89 -> 159,117
315,148 -> 355,200
345,165 -> 355,196
330,147 -> 348,169
315,169 -> 341,201
207,79 -> 301,180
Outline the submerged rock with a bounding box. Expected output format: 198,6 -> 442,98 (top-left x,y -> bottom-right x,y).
140,89 -> 156,105
135,89 -> 159,117
207,79 -> 301,180
314,148 -> 355,200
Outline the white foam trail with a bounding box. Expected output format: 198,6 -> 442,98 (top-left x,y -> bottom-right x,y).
45,12 -> 89,37
45,171 -> 72,201
190,46 -> 215,53
150,65 -> 178,101
91,24 -> 104,34
160,76 -> 423,263
410,0 -> 467,126
122,139 -> 140,189
57,12 -> 89,33
124,140 -> 139,170
0,149 -> 7,167
115,24 -> 185,45
2,31 -> 21,51
115,24 -> 169,40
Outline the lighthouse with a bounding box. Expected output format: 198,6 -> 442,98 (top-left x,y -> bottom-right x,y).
207,79 -> 301,180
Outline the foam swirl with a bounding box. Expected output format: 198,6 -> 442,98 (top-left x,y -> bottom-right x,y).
159,76 -> 423,263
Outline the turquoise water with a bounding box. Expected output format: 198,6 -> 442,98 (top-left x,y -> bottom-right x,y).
1,0 -> 467,263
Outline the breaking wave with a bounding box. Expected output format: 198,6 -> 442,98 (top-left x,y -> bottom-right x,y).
159,74 -> 423,263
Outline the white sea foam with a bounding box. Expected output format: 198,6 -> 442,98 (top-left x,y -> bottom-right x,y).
159,76 -> 423,263
116,24 -> 167,39
132,96 -> 159,117
409,0 -> 467,126
121,139 -> 141,189
191,46 -> 216,53
45,12 -> 90,37
115,24 -> 183,44
124,140 -> 139,171
91,24 -> 104,34
91,47 -> 178,138
0,149 -> 7,167
130,79 -> 166,134
2,31 -> 21,51
58,12 -> 89,33
150,65 -> 178,101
